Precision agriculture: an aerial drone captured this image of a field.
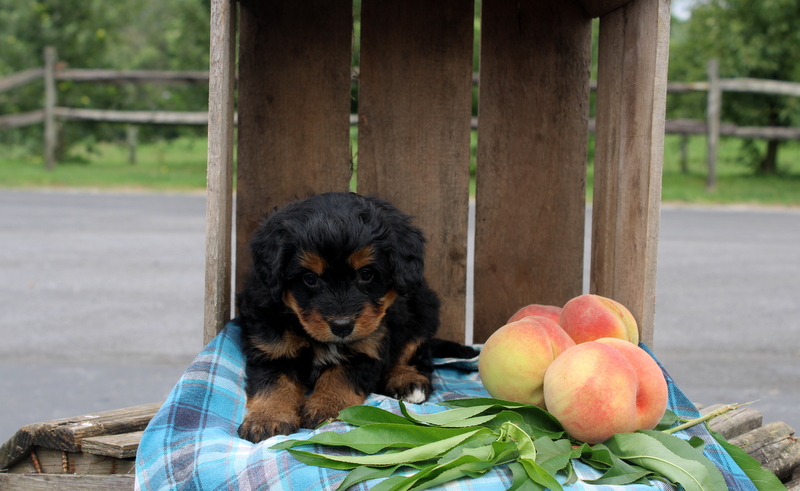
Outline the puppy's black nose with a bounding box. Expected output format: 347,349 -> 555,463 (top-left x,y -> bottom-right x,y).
329,317 -> 355,338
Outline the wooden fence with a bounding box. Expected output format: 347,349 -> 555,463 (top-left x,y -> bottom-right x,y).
2,49 -> 800,182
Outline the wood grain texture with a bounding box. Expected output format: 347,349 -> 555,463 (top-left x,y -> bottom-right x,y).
81,431 -> 143,459
473,0 -> 591,343
6,447 -> 135,475
357,0 -> 474,343
0,403 -> 160,470
0,474 -> 134,491
205,0 -> 237,344
590,0 -> 670,347
576,0 -> 635,17
235,0 -> 354,296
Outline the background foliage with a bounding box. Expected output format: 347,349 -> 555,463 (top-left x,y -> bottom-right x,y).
0,0 -> 211,155
2,0 -> 800,185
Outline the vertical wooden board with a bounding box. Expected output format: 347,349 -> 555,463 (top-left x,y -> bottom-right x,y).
236,0 -> 354,294
473,0 -> 591,343
357,0 -> 474,343
591,0 -> 670,346
204,0 -> 237,344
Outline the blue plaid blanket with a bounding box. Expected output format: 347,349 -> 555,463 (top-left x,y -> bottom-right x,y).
135,321 -> 757,491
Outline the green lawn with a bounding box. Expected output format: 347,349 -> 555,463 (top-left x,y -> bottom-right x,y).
1,133 -> 799,207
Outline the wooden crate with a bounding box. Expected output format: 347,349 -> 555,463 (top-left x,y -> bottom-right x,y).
205,0 -> 670,346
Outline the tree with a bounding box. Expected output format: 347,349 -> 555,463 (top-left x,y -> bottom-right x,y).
669,0 -> 800,174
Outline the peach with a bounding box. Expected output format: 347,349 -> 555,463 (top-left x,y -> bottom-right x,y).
559,294 -> 639,345
478,316 -> 575,407
507,303 -> 563,325
542,337 -> 668,444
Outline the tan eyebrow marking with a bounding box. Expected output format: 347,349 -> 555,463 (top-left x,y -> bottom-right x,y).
348,247 -> 375,270
298,251 -> 326,275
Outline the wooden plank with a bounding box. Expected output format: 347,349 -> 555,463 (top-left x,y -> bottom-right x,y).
730,421 -> 800,481
80,431 -> 143,459
701,404 -> 763,440
235,0 -> 353,295
357,0 -> 474,343
576,0 -> 635,17
0,67 -> 44,93
6,447 -> 135,475
204,0 -> 237,344
473,0 -> 592,343
0,403 -> 160,470
589,0 -> 670,347
0,474 -> 134,491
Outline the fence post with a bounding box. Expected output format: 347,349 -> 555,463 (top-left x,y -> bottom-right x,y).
126,124 -> 138,164
44,47 -> 57,170
706,58 -> 721,191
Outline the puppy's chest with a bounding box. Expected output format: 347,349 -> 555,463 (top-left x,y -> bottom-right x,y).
312,343 -> 348,367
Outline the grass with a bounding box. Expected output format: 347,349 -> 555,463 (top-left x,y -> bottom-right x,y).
1,133 -> 799,207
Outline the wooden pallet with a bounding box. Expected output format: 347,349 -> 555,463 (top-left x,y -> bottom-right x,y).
0,403 -> 159,490
2,401 -> 798,490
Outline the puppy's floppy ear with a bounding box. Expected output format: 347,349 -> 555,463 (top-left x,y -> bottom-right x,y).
248,216 -> 290,303
384,209 -> 427,297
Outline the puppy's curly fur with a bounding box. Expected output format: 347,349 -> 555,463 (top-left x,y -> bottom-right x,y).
236,192 -> 476,443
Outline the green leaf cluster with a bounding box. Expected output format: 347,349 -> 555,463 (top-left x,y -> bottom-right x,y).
271,399 -> 729,491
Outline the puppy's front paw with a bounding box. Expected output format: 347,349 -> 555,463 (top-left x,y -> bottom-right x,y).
238,414 -> 299,443
301,402 -> 342,430
384,372 -> 433,404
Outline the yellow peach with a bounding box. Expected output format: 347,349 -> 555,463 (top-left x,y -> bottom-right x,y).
478,316 -> 575,407
559,294 -> 639,345
507,303 -> 563,325
542,338 -> 668,444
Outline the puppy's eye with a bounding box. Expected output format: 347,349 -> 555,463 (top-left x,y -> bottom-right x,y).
358,268 -> 374,282
303,273 -> 319,287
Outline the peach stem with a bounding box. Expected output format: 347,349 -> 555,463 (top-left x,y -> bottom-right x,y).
663,402 -> 755,435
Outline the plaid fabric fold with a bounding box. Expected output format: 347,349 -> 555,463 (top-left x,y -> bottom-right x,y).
135,321 -> 757,491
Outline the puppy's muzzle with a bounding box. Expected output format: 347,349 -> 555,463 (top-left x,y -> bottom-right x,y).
328,317 -> 355,338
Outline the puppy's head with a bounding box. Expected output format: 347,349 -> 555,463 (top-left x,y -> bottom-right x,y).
248,192 -> 425,343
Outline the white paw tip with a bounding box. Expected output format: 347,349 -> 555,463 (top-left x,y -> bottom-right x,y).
401,388 -> 427,404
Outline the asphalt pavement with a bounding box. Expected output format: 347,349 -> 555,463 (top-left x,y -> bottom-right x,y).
1,189 -> 798,445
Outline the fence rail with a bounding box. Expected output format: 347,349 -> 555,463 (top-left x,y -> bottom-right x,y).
2,49 -> 800,179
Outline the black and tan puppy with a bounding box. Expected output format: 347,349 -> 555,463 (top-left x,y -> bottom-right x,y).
236,192 -> 476,443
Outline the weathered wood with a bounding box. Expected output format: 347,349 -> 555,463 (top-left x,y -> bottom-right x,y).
590,0 -> 670,347
80,431 -> 143,459
204,0 -> 237,344
0,473 -> 134,491
700,404 -> 763,440
357,0 -> 474,343
576,0 -> 634,17
53,107 -> 209,125
235,0 -> 353,295
706,58 -> 721,191
472,0 -> 591,343
787,478 -> 800,491
44,47 -> 57,170
56,69 -> 210,85
0,67 -> 44,93
0,403 -> 160,471
6,447 -> 135,475
730,421 -> 800,481
0,110 -> 45,129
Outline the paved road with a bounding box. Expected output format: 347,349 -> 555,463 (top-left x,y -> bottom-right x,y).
1,189 -> 798,444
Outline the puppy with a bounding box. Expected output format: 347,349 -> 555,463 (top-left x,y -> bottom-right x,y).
236,192 -> 476,443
